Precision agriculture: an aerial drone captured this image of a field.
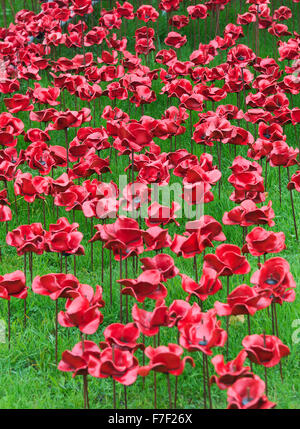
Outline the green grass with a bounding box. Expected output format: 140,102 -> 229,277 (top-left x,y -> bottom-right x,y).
0,0 -> 299,409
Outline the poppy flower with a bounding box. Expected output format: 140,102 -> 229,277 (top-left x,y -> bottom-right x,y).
45,217 -> 85,256
179,308 -> 227,355
0,204 -> 12,222
250,257 -> 296,304
90,216 -> 143,260
169,15 -> 189,29
146,201 -> 180,227
242,227 -> 286,257
214,284 -> 271,317
227,44 -> 256,68
170,232 -> 203,259
137,159 -> 170,185
32,273 -> 81,300
88,347 -> 139,385
140,254 -> 179,281
168,300 -> 191,328
0,270 -> 27,300
71,0 -> 93,16
185,215 -> 226,249
142,226 -> 172,251
14,171 -> 49,203
227,375 -> 276,409
242,334 -> 290,368
268,141 -> 299,168
58,286 -> 104,334
187,4 -> 208,19
223,200 -> 275,227
58,341 -> 101,377
118,270 -> 167,303
102,323 -> 142,352
139,343 -> 195,376
4,94 -> 34,114
164,32 -> 187,49
6,223 -> 45,256
136,5 -> 159,22
132,300 -> 169,336
287,171 -> 300,192
204,244 -> 251,277
181,268 -> 223,302
210,351 -> 252,390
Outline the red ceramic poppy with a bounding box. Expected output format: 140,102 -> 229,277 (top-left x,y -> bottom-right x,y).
6,223 -> 45,255
90,216 -> 143,260
118,269 -> 167,303
250,257 -> 296,304
227,375 -> 276,409
142,226 -> 172,251
214,284 -> 271,317
132,300 -> 169,336
32,273 -> 81,300
88,347 -> 139,385
0,270 -> 27,300
101,322 -> 142,352
140,254 -> 179,281
181,268 -> 223,302
139,343 -> 195,376
204,244 -> 251,277
58,286 -> 104,335
179,308 -> 227,355
242,227 -> 286,256
45,217 -> 85,255
210,351 -> 252,390
58,340 -> 101,377
223,200 -> 275,227
242,334 -> 290,367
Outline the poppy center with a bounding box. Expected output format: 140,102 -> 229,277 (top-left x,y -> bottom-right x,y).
265,276 -> 279,285
242,396 -> 253,406
237,56 -> 245,61
263,132 -> 271,139
199,336 -> 208,346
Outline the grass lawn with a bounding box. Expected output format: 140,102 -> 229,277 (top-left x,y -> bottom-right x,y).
0,0 -> 299,409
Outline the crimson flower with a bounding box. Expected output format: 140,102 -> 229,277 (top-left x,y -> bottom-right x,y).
222,200 -> 275,227
210,351 -> 252,390
242,227 -> 286,256
101,323 -> 142,352
90,216 -> 143,260
242,334 -> 290,367
164,32 -> 187,49
214,284 -> 271,317
88,347 -> 139,385
45,217 -> 85,255
0,271 -> 27,300
204,244 -> 251,277
132,300 -> 169,336
250,257 -> 296,304
6,223 -> 45,255
142,226 -> 172,251
118,270 -> 167,303
140,254 -> 179,281
287,171 -> 300,192
181,268 -> 223,302
58,285 -> 104,334
179,308 -> 227,355
146,201 -> 180,227
227,375 -> 276,409
32,273 -> 81,300
14,171 -> 48,203
139,344 -> 194,376
58,341 -> 101,377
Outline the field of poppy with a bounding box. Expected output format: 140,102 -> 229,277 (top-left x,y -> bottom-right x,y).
0,0 -> 299,410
